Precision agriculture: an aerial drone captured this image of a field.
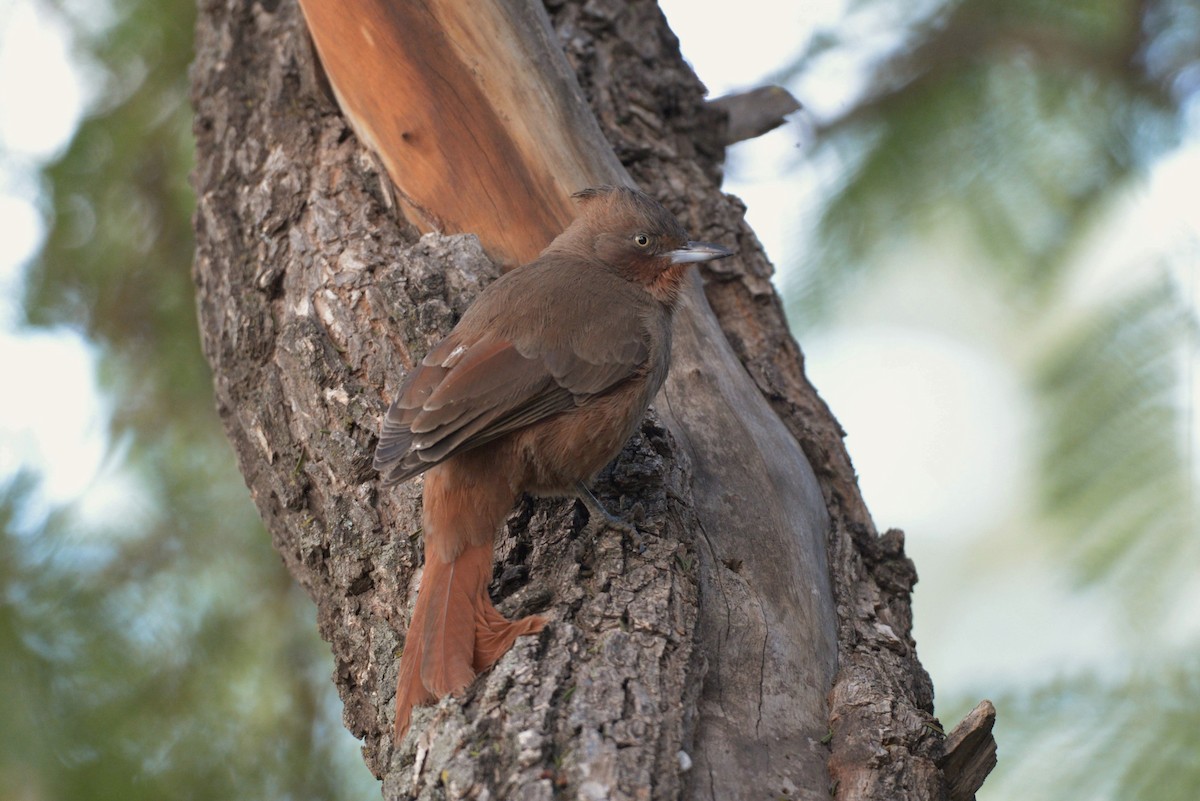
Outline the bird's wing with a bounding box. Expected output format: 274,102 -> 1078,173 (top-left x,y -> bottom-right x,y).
373,324 -> 647,486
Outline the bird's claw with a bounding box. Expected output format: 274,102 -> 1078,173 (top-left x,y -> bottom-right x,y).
575,482 -> 645,549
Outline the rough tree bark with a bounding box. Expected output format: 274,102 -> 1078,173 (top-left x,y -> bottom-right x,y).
190,1 -> 995,800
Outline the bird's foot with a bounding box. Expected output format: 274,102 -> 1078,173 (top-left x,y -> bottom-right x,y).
575,482 -> 644,549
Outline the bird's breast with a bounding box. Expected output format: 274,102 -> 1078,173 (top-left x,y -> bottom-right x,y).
515,370 -> 662,497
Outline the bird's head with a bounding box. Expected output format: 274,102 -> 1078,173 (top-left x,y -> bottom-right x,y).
558,185 -> 733,304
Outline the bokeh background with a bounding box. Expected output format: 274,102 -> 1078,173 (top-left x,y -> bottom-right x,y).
1,0 -> 1196,798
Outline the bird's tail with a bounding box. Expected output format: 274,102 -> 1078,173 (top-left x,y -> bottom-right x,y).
393,463 -> 545,740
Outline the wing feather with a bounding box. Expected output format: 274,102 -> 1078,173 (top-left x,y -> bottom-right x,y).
374,260 -> 656,486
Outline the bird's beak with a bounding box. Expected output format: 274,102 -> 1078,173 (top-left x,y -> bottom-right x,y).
668,241 -> 734,264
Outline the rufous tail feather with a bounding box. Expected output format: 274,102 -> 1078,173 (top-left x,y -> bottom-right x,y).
393,541 -> 545,739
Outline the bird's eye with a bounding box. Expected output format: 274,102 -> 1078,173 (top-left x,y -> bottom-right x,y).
634,233 -> 650,248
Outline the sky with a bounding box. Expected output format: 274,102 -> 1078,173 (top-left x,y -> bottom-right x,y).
1,0 -> 1198,724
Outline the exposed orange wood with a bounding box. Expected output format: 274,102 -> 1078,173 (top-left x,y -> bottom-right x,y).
297,0 -> 626,266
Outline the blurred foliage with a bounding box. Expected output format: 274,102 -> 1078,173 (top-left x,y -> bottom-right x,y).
780,0 -> 1200,799
1035,277 -> 1196,593
0,471 -> 363,800
942,655 -> 1200,801
787,0 -> 1199,595
2,0 -> 376,798
790,0 -> 1192,318
25,0 -> 205,432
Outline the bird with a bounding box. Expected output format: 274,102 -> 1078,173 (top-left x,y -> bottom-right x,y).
374,185 -> 733,739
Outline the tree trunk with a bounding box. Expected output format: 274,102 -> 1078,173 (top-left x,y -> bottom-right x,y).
190,1 -> 994,800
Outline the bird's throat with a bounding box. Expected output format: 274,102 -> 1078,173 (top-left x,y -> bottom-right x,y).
645,262 -> 690,307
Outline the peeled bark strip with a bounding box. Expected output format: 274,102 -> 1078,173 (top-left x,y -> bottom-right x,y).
191,0 -> 992,799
